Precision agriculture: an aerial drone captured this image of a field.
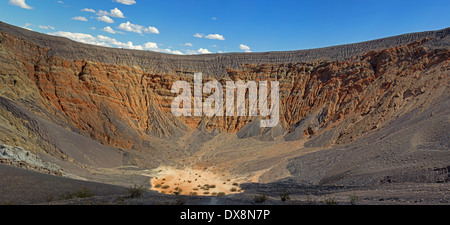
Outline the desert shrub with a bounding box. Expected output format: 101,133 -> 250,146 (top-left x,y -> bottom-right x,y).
217,192 -> 226,196
173,187 -> 183,195
305,196 -> 316,205
349,195 -> 361,205
172,198 -> 186,205
154,184 -> 162,188
253,194 -> 268,203
232,182 -> 239,186
161,185 -> 170,189
203,192 -> 210,195
59,187 -> 94,200
280,192 -> 290,202
324,197 -> 338,205
128,184 -> 146,198
230,187 -> 237,192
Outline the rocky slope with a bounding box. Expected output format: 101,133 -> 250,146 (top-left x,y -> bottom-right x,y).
0,21 -> 449,203
0,144 -> 63,176
0,21 -> 448,77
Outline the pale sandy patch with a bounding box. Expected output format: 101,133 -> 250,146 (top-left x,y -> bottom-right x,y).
150,166 -> 244,196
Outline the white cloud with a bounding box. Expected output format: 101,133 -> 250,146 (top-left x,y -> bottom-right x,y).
205,34 -> 225,40
98,8 -> 125,18
144,26 -> 159,34
49,31 -> 140,50
9,0 -> 33,9
142,42 -> 184,55
48,31 -> 111,47
184,43 -> 193,47
83,8 -> 125,18
194,33 -> 204,38
212,17 -> 217,20
194,33 -> 225,41
118,21 -> 159,34
97,15 -> 114,23
97,35 -> 143,50
109,8 -> 125,18
239,44 -> 251,52
197,48 -> 211,54
97,10 -> 108,16
186,48 -> 212,55
171,50 -> 184,55
143,42 -> 158,50
48,31 -> 183,55
38,25 -> 55,30
102,26 -> 122,34
81,8 -> 96,13
72,16 -> 88,22
162,49 -> 183,55
56,1 -> 69,8
118,22 -> 140,33
113,0 -> 136,5
22,23 -> 32,31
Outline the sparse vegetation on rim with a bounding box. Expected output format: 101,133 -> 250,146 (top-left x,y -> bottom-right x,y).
253,194 -> 269,203
280,192 -> 290,202
323,196 -> 338,205
349,195 -> 361,205
58,187 -> 94,200
127,184 -> 146,198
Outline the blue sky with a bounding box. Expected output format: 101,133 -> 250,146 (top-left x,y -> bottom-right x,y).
1,0 -> 449,55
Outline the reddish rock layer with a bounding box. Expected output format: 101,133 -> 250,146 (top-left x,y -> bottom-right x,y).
0,32 -> 448,151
